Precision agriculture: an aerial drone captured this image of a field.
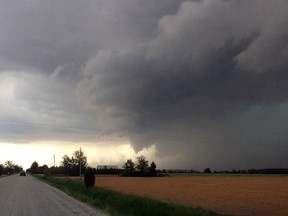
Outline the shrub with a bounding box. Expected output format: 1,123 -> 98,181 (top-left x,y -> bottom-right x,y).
84,167 -> 95,188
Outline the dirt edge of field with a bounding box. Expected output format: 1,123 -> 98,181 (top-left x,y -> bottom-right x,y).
94,175 -> 288,216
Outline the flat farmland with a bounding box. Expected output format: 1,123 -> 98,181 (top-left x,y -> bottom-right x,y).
96,175 -> 288,216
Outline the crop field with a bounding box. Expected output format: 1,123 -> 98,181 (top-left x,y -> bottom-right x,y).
95,175 -> 288,216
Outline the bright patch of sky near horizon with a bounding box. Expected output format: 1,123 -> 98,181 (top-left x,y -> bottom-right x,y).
0,142 -> 159,170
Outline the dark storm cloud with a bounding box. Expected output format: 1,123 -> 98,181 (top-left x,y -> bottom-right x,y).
77,0 -> 288,169
1,0 -> 288,169
0,0 -> 180,72
0,0 -> 182,139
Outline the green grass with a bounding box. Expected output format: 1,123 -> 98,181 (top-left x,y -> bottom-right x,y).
36,175 -> 226,216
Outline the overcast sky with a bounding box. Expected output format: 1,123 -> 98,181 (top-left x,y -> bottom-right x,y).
1,0 -> 288,170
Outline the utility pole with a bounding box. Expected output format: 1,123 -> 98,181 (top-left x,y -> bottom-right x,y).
53,155 -> 55,167
79,147 -> 81,176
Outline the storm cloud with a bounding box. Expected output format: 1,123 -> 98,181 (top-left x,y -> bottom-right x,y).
1,0 -> 288,169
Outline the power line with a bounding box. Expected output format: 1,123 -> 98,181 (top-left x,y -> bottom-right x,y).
0,119 -> 105,136
0,119 -> 230,144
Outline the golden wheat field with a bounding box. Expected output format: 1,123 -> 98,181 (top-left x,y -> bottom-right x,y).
95,175 -> 288,216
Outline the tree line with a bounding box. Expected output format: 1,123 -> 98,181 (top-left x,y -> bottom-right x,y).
160,168 -> 288,175
26,149 -> 87,176
25,149 -> 158,177
0,160 -> 23,176
122,156 -> 157,177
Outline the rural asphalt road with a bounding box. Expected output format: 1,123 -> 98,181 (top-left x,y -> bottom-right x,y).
0,174 -> 108,216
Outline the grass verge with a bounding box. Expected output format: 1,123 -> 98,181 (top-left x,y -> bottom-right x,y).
35,175 -> 226,216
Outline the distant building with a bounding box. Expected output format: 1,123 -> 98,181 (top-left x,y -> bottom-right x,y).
97,165 -> 118,169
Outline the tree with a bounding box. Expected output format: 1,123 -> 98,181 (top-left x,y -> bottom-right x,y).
122,157 -> 158,177
30,161 -> 39,174
203,168 -> 212,174
61,149 -> 88,176
38,164 -> 49,174
62,154 -> 73,174
84,167 -> 95,188
122,159 -> 136,176
136,156 -> 149,176
4,160 -> 15,174
4,160 -> 14,173
73,149 -> 87,175
0,164 -> 3,176
14,164 -> 23,173
2,160 -> 23,174
4,160 -> 14,168
149,161 -> 157,176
